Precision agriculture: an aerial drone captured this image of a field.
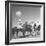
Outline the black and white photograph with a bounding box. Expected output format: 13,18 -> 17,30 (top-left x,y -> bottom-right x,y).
5,1 -> 45,45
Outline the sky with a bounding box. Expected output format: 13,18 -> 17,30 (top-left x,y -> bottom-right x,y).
10,4 -> 41,28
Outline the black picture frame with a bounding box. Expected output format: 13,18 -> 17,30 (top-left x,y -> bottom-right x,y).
5,1 -> 45,45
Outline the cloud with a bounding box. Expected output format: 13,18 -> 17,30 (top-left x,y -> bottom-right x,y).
16,11 -> 22,17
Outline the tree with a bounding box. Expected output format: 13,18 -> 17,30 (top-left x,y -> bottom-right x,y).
12,27 -> 17,35
34,23 -> 36,31
36,25 -> 41,31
